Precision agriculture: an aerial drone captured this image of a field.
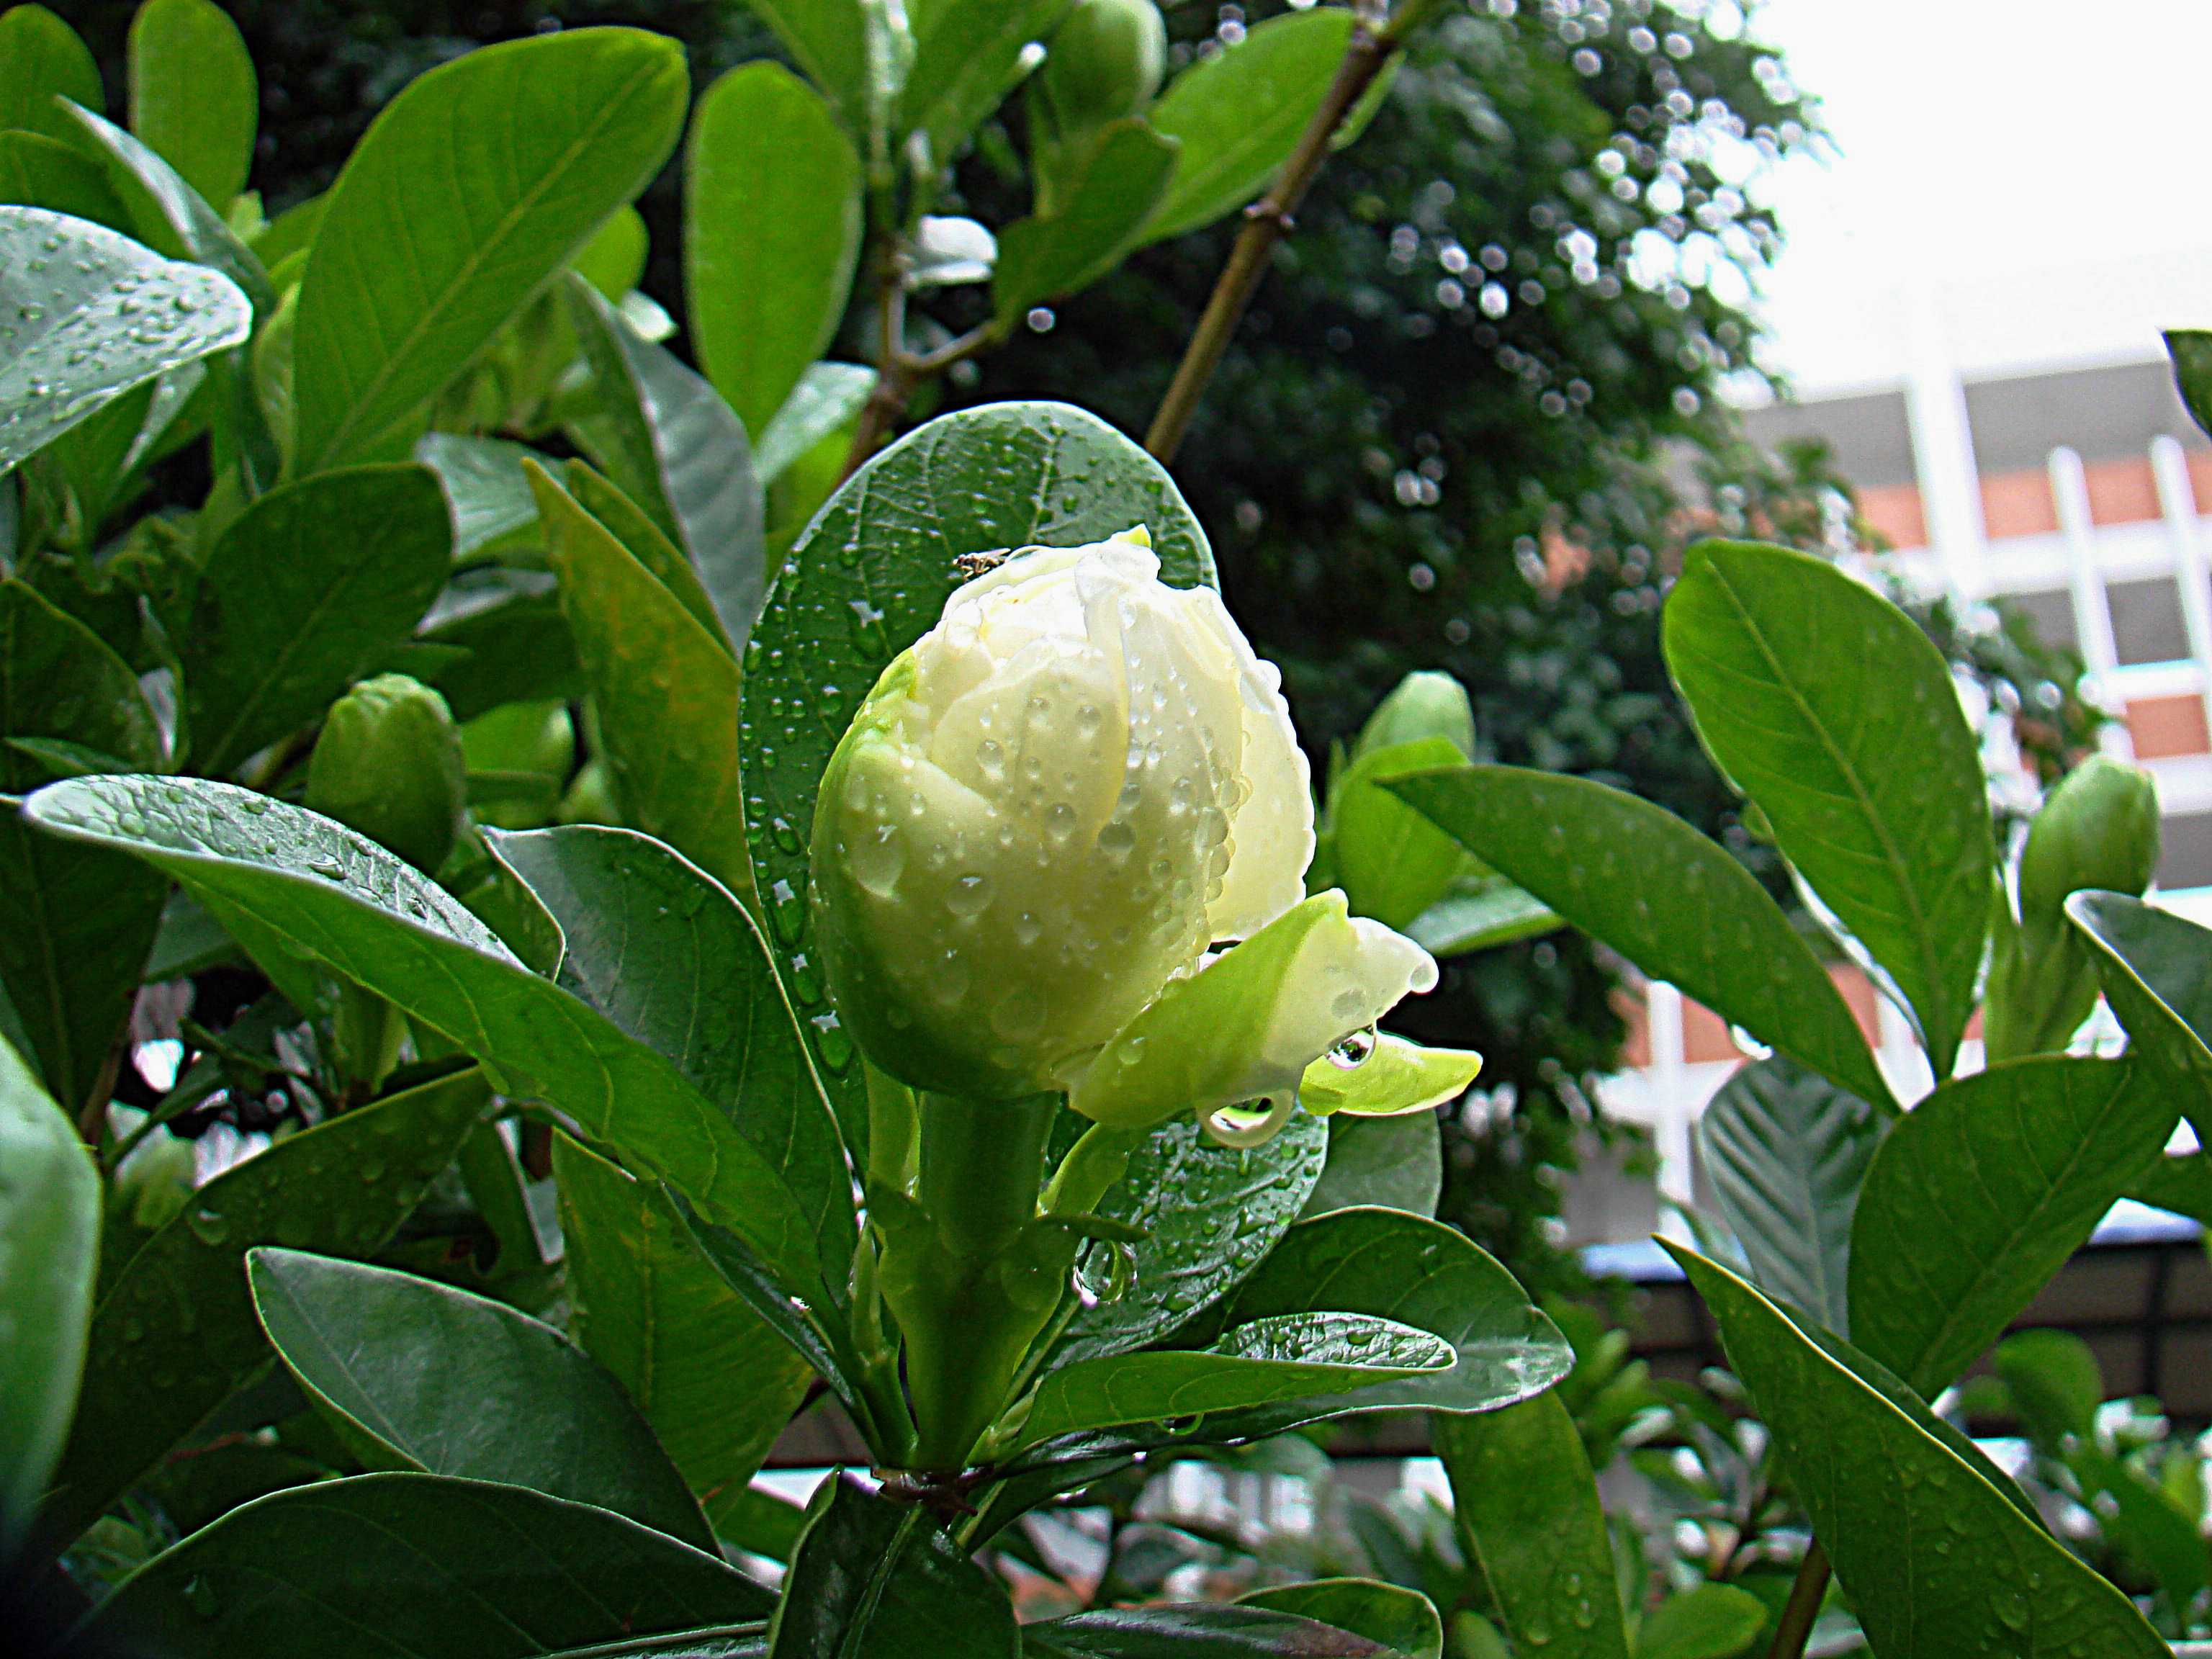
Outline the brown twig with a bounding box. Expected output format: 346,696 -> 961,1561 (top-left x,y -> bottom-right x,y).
1143,0 -> 1434,464
1767,1542 -> 1830,1659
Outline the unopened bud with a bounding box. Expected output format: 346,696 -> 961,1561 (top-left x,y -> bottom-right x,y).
1038,0 -> 1166,139
1354,670 -> 1475,762
2018,754 -> 2159,925
305,675 -> 467,875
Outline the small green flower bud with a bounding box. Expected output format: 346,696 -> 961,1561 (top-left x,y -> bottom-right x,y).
1038,0 -> 1166,138
305,674 -> 467,875
1354,670 -> 1476,763
2017,754 -> 2159,926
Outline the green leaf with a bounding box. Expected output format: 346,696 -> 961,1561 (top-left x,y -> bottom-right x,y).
419,576 -> 583,723
1,581 -> 166,1110
414,432 -> 543,560
1387,765 -> 1894,1112
488,824 -> 850,1273
1402,878 -> 1559,958
1299,1111 -> 1440,1220
992,118 -> 1179,322
1330,737 -> 1469,931
22,775 -> 827,1296
1632,1584 -> 1767,1659
1846,1055 -> 2173,1397
247,1246 -> 715,1550
33,1065 -> 490,1553
901,0 -> 1068,168
2127,1148 -> 2212,1223
2167,330 -> 2212,442
1022,1606 -> 1400,1657
1661,540 -> 1992,1077
564,278 -> 766,650
1139,9 -> 1353,246
1434,1390 -> 1627,1659
736,0 -> 867,132
1665,1242 -> 2167,1659
0,205 -> 251,473
1235,1580 -> 1441,1659
1207,1205 -> 1571,1431
0,130 -> 127,226
292,27 -> 689,473
1992,1328 -> 2101,1452
529,464 -> 755,905
126,0 -> 256,208
2067,1444 -> 2211,1613
769,1473 -> 1020,1659
179,462 -> 452,777
1053,1110 -> 1326,1367
0,4 -> 101,145
1694,1055 -> 1881,1337
0,1033 -> 96,1557
55,1472 -> 773,1658
742,402 -> 1213,1131
1017,1313 -> 1451,1449
685,61 -> 863,449
61,100 -> 273,318
562,459 -> 726,644
2068,890 -> 2212,1141
756,361 -> 876,485
556,1135 -> 815,1531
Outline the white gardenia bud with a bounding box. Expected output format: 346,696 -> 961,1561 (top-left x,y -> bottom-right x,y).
812,529 -> 1437,1120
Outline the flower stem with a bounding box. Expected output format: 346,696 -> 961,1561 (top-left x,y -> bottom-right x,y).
1143,0 -> 1434,464
1767,1542 -> 1830,1659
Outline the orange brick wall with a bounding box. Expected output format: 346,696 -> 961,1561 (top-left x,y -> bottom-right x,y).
1858,483 -> 1927,549
2085,457 -> 2164,526
1979,469 -> 2057,538
2126,693 -> 2211,759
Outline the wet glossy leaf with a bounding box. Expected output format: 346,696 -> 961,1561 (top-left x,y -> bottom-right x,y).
1668,1243 -> 2167,1659
565,278 -> 765,650
557,1135 -> 814,1529
414,431 -> 541,560
1205,1205 -> 1570,1434
1018,1313 -> 1450,1448
488,824 -> 849,1272
1695,1055 -> 1881,1337
901,0 -> 1069,166
1022,1606 -> 1396,1656
742,402 -> 1212,1138
1140,9 -> 1352,245
529,463 -> 754,904
1053,1110 -> 1326,1367
755,361 -> 875,485
993,118 -> 1179,321
22,775 -> 825,1298
1330,737 -> 1467,932
1388,765 -> 1894,1112
1234,1581 -> 1439,1659
2069,890 -> 2212,1141
57,1473 -> 773,1658
1632,1584 -> 1767,1659
179,463 -> 451,776
1848,1055 -> 2173,1396
0,204 -> 250,472
1663,541 -> 1992,1077
0,1034 -> 96,1557
292,28 -> 688,472
418,575 -> 582,723
0,4 -> 101,144
1299,1111 -> 1440,1220
0,130 -> 127,226
1434,1390 -> 1626,1659
686,60 -> 863,451
127,0 -> 256,208
34,1066 -> 490,1552
2126,1148 -> 2212,1223
248,1246 -> 714,1550
1,580 -> 166,1112
770,1474 -> 1018,1659
1401,878 -> 1558,958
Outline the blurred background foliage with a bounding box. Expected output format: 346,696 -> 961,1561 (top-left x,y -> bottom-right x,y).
50,0 -> 2069,1299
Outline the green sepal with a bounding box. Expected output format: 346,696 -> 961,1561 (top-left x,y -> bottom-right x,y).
1299,1031 -> 1479,1118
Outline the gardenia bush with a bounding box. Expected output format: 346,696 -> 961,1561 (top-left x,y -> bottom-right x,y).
9,0 -> 2212,1655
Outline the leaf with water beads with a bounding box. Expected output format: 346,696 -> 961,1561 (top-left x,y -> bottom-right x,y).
0,204 -> 250,472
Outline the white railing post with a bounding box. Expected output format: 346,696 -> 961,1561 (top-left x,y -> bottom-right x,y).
2151,434 -> 2212,741
2049,445 -> 2136,760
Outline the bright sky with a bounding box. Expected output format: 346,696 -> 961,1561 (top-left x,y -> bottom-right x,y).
1738,0 -> 2212,396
